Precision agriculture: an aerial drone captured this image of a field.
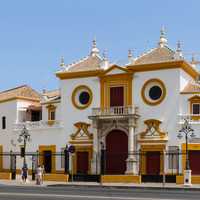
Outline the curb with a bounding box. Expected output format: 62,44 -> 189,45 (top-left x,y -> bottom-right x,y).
47,183 -> 200,191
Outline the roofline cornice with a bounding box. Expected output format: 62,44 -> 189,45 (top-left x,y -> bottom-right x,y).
127,60 -> 199,79
0,96 -> 40,104
56,60 -> 199,80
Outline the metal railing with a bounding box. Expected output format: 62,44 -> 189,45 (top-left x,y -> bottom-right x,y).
92,106 -> 139,116
13,120 -> 63,130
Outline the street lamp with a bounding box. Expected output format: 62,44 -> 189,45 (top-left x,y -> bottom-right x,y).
178,118 -> 195,186
18,125 -> 31,166
100,141 -> 106,175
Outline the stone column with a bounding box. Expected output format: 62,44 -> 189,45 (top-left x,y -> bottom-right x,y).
126,118 -> 137,174
91,119 -> 99,174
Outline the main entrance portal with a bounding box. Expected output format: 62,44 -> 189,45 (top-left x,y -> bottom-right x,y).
105,129 -> 128,174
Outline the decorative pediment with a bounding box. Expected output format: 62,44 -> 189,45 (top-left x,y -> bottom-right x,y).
138,119 -> 168,143
188,95 -> 200,101
100,65 -> 131,76
70,122 -> 93,142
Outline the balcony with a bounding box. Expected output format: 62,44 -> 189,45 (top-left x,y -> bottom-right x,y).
89,106 -> 139,119
179,114 -> 200,124
13,120 -> 63,131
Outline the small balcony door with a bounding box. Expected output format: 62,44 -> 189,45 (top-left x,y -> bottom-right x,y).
110,86 -> 124,107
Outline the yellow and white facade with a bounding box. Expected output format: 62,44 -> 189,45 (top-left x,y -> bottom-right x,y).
0,30 -> 200,183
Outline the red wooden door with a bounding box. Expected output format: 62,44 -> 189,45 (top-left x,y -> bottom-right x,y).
110,87 -> 124,107
189,150 -> 200,174
106,130 -> 128,174
146,151 -> 160,175
76,152 -> 89,174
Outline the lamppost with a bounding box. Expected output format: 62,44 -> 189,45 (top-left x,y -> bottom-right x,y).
100,141 -> 106,175
18,125 -> 31,166
178,118 -> 195,186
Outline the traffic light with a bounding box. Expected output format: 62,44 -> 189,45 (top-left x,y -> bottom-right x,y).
20,147 -> 25,157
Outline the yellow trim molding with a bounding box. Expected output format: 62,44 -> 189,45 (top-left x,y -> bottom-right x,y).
188,95 -> 200,120
138,119 -> 168,143
43,173 -> 69,182
100,64 -> 131,75
70,122 -> 93,141
181,143 -> 200,173
71,145 -> 93,175
100,73 -> 133,108
56,60 -> 199,80
101,175 -> 141,183
127,60 -> 198,79
176,175 -> 200,184
56,69 -> 103,80
69,122 -> 93,174
0,172 -> 11,180
140,144 -> 165,175
39,145 -> 56,173
71,85 -> 93,110
141,78 -> 166,106
46,104 -> 56,125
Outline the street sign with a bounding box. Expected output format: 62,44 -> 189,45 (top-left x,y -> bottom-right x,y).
68,145 -> 75,153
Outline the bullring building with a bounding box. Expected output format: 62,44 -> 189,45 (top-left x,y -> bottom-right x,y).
0,29 -> 199,184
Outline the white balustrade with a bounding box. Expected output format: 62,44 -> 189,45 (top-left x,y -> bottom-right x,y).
92,106 -> 139,117
13,120 -> 62,130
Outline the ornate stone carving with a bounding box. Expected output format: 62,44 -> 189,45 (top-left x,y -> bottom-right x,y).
138,119 -> 168,143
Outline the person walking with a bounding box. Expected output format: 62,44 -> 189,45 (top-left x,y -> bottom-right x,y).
21,164 -> 28,183
36,165 -> 43,185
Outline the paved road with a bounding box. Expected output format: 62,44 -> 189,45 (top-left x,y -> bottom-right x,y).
0,185 -> 199,200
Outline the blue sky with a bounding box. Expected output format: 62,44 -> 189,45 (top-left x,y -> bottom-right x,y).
0,0 -> 200,92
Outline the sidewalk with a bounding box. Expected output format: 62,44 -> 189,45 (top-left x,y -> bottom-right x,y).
1,178 -> 200,190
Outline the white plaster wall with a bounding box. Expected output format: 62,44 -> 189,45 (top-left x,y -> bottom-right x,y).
60,77 -> 100,141
0,100 -> 17,150
180,70 -> 193,91
133,69 -> 180,147
0,100 -> 17,169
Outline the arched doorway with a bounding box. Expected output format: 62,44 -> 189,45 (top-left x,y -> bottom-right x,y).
105,129 -> 128,174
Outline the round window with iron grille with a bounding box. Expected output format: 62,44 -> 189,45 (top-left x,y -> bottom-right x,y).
72,85 -> 93,109
141,79 -> 166,106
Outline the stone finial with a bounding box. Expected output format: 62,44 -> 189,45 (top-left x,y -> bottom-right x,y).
191,54 -> 196,68
128,49 -> 134,64
90,38 -> 100,56
101,50 -> 109,69
174,41 -> 183,60
158,26 -> 168,47
60,56 -> 65,67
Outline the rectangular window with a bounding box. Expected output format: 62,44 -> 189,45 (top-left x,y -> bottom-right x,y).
2,116 -> 6,129
110,86 -> 124,107
168,146 -> 179,170
192,103 -> 200,115
49,110 -> 55,120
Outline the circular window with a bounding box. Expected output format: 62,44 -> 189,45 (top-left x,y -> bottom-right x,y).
72,85 -> 93,109
79,91 -> 90,105
149,86 -> 162,100
141,79 -> 166,106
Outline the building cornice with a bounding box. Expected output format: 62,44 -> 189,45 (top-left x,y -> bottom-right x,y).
56,60 -> 199,80
0,96 -> 40,104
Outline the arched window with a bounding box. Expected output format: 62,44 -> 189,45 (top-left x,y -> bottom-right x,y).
2,116 -> 6,129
